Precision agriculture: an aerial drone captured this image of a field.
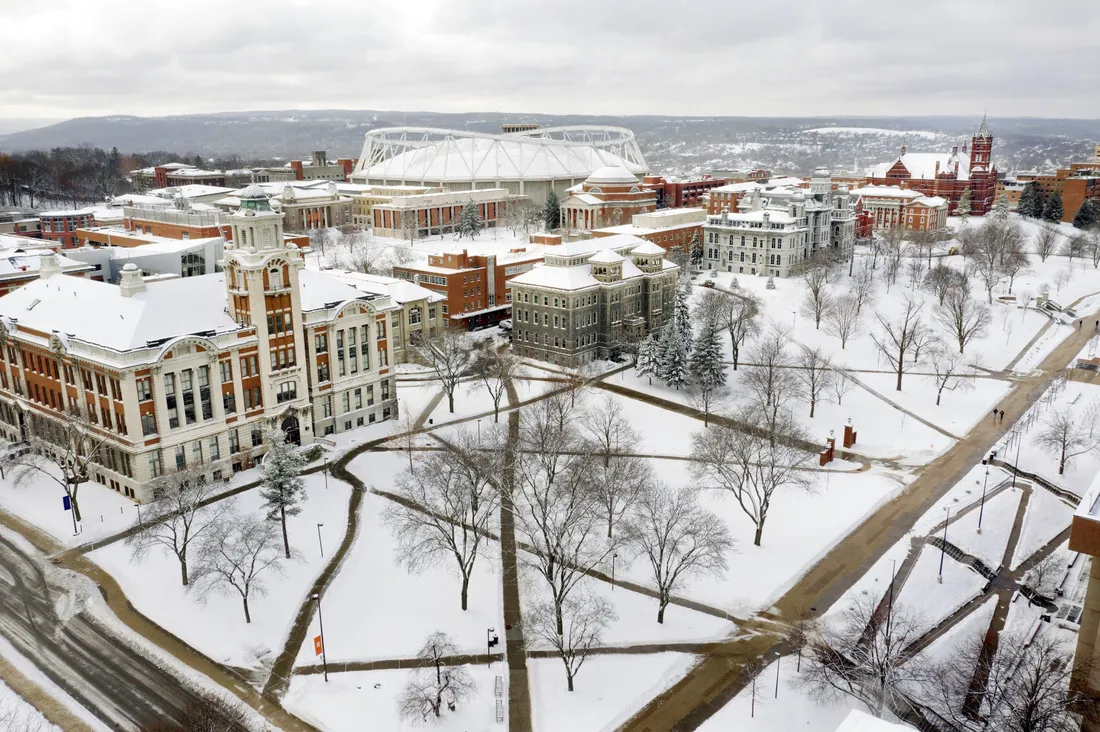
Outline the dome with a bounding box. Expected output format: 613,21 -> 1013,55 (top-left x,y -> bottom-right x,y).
238,183 -> 273,213
585,166 -> 639,186
588,249 -> 626,264
630,241 -> 665,256
812,166 -> 830,178
241,182 -> 267,200
122,263 -> 138,271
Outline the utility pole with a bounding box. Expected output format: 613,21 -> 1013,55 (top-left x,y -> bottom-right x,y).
977,458 -> 990,533
938,507 -> 950,583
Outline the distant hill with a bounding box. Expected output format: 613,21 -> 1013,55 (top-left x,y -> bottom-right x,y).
2,110 -> 1098,176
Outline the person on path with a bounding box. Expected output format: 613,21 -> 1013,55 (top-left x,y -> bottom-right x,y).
992,407 -> 999,423
999,409 -> 1005,422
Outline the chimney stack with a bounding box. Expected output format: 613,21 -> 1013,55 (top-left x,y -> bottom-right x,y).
118,263 -> 146,297
38,251 -> 60,280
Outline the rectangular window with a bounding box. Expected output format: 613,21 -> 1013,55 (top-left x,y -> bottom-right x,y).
149,452 -> 164,478
209,437 -> 220,462
192,440 -> 203,465
223,392 -> 236,414
277,381 -> 296,404
315,333 -> 328,353
175,445 -> 186,471
164,373 -> 179,429
367,384 -> 374,406
180,369 -> 196,424
137,379 -> 152,401
342,392 -> 350,413
220,361 -> 233,383
251,424 -> 263,447
354,388 -> 362,409
141,413 -> 156,436
229,428 -> 239,454
378,347 -> 388,368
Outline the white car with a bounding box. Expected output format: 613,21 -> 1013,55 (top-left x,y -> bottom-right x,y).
499,319 -> 513,331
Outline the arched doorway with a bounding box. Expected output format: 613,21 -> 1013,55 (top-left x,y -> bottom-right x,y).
280,415 -> 301,446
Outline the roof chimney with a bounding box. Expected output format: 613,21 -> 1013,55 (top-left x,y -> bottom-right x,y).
38,251 -> 60,280
118,263 -> 146,297
900,145 -> 907,156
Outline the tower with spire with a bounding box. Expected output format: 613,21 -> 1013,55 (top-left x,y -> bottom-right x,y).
968,113 -> 997,214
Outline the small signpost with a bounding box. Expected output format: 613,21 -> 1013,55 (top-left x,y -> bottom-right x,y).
314,635 -> 324,657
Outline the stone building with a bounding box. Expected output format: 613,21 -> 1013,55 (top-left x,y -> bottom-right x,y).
559,167 -> 658,233
509,234 -> 678,366
0,185 -> 398,502
703,168 -> 854,278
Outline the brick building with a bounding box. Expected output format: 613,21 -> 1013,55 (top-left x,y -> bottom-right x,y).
371,188 -> 516,239
640,174 -> 727,209
849,186 -> 949,233
392,248 -> 543,330
592,208 -> 706,252
864,116 -> 998,216
289,151 -> 357,182
39,208 -> 97,248
560,167 -> 658,232
0,184 -> 400,502
1015,151 -> 1100,224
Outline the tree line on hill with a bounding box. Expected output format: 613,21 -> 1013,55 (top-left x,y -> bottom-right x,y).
0,146 -> 290,209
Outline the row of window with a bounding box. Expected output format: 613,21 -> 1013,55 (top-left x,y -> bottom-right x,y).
319,380 -> 392,419
514,331 -> 599,350
150,423 -> 265,477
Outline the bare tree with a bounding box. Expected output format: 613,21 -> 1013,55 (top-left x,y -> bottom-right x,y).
926,631 -> 1100,732
339,232 -> 389,274
515,395 -> 621,634
1022,553 -> 1062,606
581,393 -> 637,468
690,404 -> 814,546
798,594 -> 928,719
1088,228 -> 1100,269
400,210 -> 421,247
926,345 -> 975,406
1053,268 -> 1072,293
880,229 -> 906,291
741,328 -> 798,428
824,294 -> 862,350
625,484 -> 733,623
905,254 -> 927,290
527,591 -> 616,692
1000,242 -> 1032,294
383,431 -> 498,610
581,396 -> 652,537
851,258 -> 877,315
800,261 -> 835,329
468,345 -> 517,422
126,468 -> 232,586
964,219 -> 1022,303
194,512 -> 290,624
1035,406 -> 1100,474
1032,225 -> 1061,262
715,286 -> 761,370
1065,234 -> 1087,266
934,286 -> 992,354
417,328 -> 474,414
871,297 -> 925,391
398,632 -> 477,722
795,345 -> 834,418
0,406 -> 112,524
923,263 -> 966,306
830,370 -> 856,406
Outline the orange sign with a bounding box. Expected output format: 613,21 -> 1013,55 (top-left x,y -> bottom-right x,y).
314,635 -> 324,656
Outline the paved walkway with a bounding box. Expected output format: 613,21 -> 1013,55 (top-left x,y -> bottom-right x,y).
837,368 -> 962,440
618,307 -> 1097,732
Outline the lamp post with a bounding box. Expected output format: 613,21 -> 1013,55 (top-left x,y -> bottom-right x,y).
1012,426 -> 1023,489
477,419 -> 482,445
312,592 -> 328,682
317,523 -> 325,558
977,458 -> 990,534
938,507 -> 950,584
887,559 -> 896,639
323,455 -> 329,490
611,553 -> 618,591
486,628 -> 499,667
774,652 -> 781,698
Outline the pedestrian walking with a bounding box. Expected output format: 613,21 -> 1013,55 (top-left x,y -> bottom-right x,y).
992,408 -> 998,423
999,409 -> 1005,422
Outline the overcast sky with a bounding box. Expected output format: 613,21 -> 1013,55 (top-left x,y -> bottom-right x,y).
3,0 -> 1099,121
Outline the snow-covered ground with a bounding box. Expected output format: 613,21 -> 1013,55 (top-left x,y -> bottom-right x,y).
0,635 -> 109,732
893,547 -> 987,636
946,484 -> 1022,567
89,473 -> 351,671
0,678 -> 59,732
1011,488 -> 1074,569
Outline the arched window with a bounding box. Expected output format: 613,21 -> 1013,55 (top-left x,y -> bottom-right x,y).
269,267 -> 283,289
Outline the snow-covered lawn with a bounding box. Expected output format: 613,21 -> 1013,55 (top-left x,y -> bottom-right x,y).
853,371 -> 1012,437
89,473 -> 350,671
294,486 -> 502,665
911,596 -> 997,667
894,547 -> 987,636
285,664 -> 502,732
0,635 -> 109,732
396,380 -> 442,424
915,465 -> 1010,535
694,655 -> 878,732
530,653 -> 696,732
946,484 -> 1022,568
639,460 -> 902,615
1010,488 -> 1073,569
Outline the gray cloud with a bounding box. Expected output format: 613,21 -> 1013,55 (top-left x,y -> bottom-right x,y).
1,0 -> 1098,119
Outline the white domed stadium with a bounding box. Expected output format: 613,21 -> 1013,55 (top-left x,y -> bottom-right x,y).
350,126 -> 648,206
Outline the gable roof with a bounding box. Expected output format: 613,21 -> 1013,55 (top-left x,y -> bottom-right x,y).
871,152 -> 971,181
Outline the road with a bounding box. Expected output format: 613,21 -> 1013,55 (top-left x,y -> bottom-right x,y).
0,531 -> 204,730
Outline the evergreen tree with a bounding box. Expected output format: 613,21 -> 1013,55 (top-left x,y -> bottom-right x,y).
1042,191 -> 1064,223
689,231 -> 704,268
1017,182 -> 1042,218
260,429 -> 308,559
636,333 -> 659,385
955,187 -> 971,217
658,325 -> 688,391
1073,198 -> 1100,230
542,190 -> 560,232
674,278 -> 692,345
689,317 -> 726,389
457,200 -> 483,239
991,192 -> 1011,220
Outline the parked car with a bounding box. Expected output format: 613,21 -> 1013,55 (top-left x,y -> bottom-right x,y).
499,319 -> 513,331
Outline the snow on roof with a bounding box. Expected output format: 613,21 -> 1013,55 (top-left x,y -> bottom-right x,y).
510,263 -> 601,291
148,184 -> 235,198
326,269 -> 446,304
850,186 -> 922,200
588,249 -> 625,264
166,168 -> 223,178
361,136 -> 642,183
569,193 -> 604,206
805,127 -> 938,139
870,152 -> 971,181
769,176 -> 809,188
39,207 -> 97,218
630,241 -> 665,255
713,181 -> 762,193
297,269 -> 377,312
0,249 -> 90,279
0,274 -> 238,352
834,710 -> 914,731
912,196 -> 948,207
585,166 -> 639,185
104,236 -> 222,257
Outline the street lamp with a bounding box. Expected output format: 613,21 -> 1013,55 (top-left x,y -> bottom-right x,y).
323,454 -> 329,490
486,628 -> 499,667
311,592 -> 328,682
774,651 -> 781,698
317,523 -> 325,558
611,553 -> 618,591
938,507 -> 950,584
1012,425 -> 1023,489
477,419 -> 482,445
977,457 -> 991,534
